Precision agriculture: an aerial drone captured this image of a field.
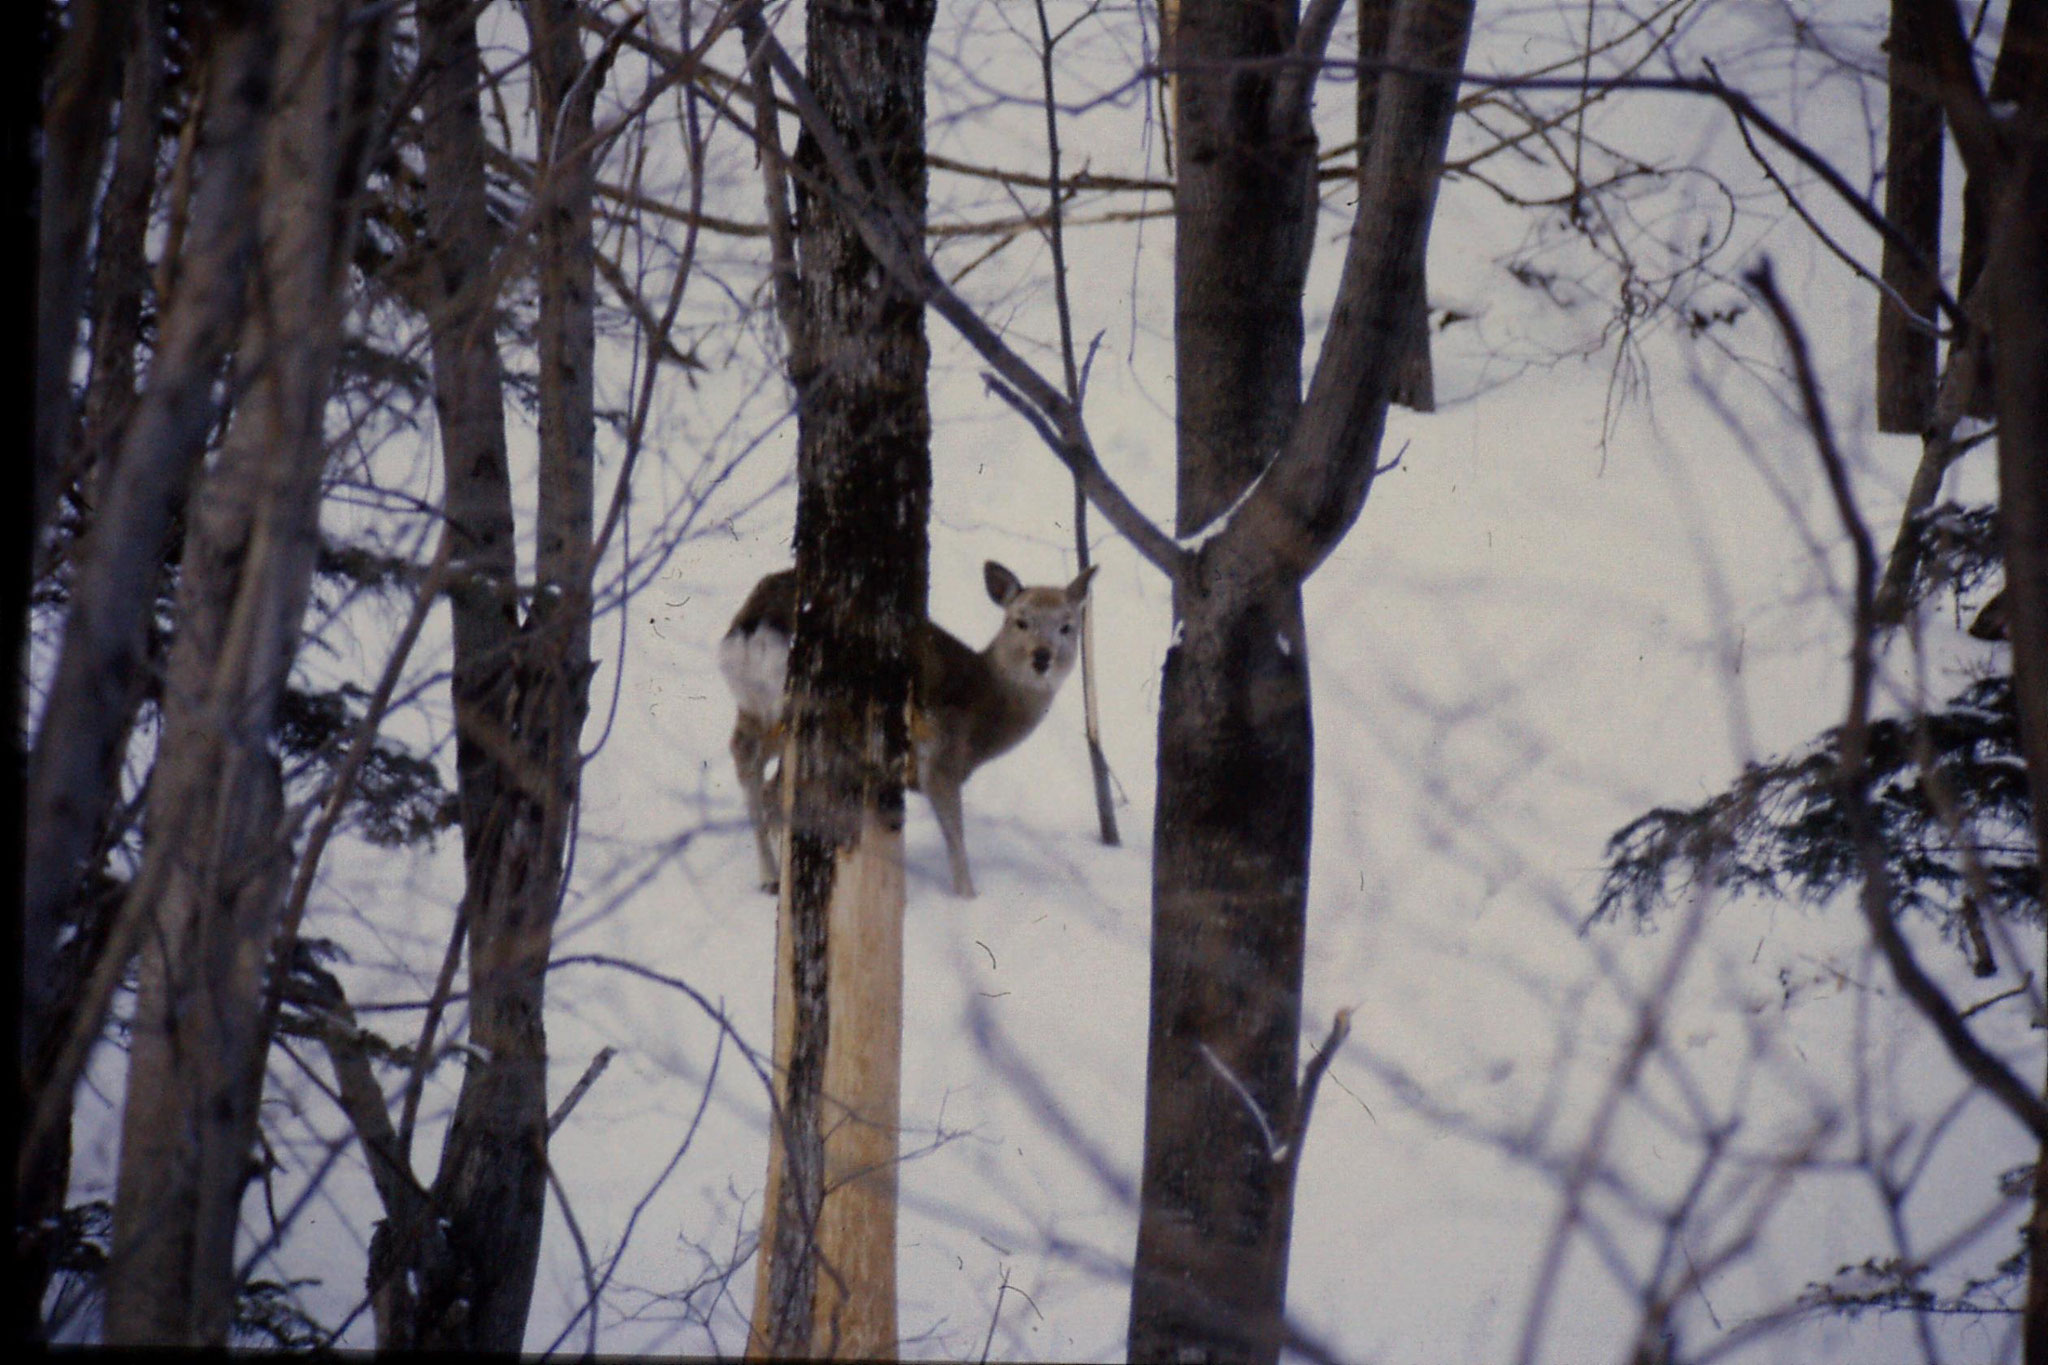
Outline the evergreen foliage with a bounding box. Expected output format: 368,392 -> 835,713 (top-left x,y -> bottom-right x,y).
1596,671 -> 2035,947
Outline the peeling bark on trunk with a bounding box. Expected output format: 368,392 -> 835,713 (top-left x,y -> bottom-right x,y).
1130,1 -> 1472,1359
747,2 -> 933,1357
101,0 -> 388,1343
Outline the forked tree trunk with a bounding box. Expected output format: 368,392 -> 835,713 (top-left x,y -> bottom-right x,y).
1130,0 -> 1473,1359
399,0 -> 602,1349
747,1 -> 934,1356
101,0 -> 388,1342
359,0 -> 524,1346
1134,5 -> 1317,1355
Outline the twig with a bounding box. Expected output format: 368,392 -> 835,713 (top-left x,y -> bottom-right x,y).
548,1045 -> 619,1136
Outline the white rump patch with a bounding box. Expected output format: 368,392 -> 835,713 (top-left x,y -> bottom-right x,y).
719,625 -> 789,724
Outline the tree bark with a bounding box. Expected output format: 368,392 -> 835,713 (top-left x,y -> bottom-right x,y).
34,0 -> 123,549
1170,0 -> 1314,534
402,0 -> 602,1349
1356,0 -> 1436,412
356,0 -> 523,1346
1986,61 -> 2048,1365
747,1 -> 933,1357
21,0 -> 271,1146
16,4 -> 167,1338
1876,0 -> 1944,433
1130,1 -> 1472,1360
102,0 -> 387,1343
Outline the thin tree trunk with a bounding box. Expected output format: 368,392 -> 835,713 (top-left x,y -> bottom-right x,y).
20,0 -> 272,1152
15,5 -> 167,1338
102,0 -> 387,1343
35,0 -> 123,548
747,2 -> 933,1356
405,0 -> 602,1349
1356,0 -> 1435,412
361,0 -> 522,1345
1956,0 -> 2046,418
1876,0 -> 1944,433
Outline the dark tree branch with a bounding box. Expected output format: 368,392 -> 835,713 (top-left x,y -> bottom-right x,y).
742,13 -> 1189,581
1750,260 -> 2048,1146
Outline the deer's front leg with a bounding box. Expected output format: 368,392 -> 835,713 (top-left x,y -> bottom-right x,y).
922,772 -> 976,898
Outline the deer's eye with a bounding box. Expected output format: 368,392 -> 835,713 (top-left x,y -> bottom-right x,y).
1013,618 -> 1027,630
1059,624 -> 1073,635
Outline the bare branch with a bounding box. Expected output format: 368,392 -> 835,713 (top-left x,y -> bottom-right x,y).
1750,260 -> 2048,1145
742,11 -> 1189,581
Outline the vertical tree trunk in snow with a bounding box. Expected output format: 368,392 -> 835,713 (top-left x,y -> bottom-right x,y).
360,0 -> 522,1345
1876,0 -> 1944,433
1355,0 -> 1436,412
102,0 -> 387,1343
403,0 -> 602,1349
1134,4 -> 1318,1358
748,1 -> 933,1356
1130,0 -> 1472,1359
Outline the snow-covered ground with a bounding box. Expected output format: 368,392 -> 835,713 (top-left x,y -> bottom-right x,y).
52,1 -> 2042,1359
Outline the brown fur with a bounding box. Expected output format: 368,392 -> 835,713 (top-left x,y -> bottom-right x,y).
720,560 -> 1096,896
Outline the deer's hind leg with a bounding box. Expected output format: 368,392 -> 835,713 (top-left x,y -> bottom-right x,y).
731,711 -> 783,892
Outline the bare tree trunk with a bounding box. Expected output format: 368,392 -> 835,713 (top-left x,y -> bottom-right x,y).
16,4 -> 167,1337
1130,0 -> 1472,1359
1355,0 -> 1435,412
34,0 -> 123,547
1133,6 -> 1318,1355
102,0 -> 388,1343
1876,0 -> 1944,434
747,2 -> 933,1356
357,0 -> 522,1345
1989,71 -> 2048,1365
401,0 -> 602,1349
20,0 -> 272,1149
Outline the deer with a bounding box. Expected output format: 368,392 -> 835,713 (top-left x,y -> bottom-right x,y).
718,560 -> 1097,898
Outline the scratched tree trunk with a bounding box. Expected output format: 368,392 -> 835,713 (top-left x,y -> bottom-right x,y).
1130,0 -> 1472,1360
101,0 -> 388,1343
747,1 -> 933,1357
397,0 -> 602,1350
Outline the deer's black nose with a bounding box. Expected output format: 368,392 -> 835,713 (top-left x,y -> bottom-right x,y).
1032,647 -> 1052,673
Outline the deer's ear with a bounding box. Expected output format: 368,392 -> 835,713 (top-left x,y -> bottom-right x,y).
984,561 -> 1023,606
1065,564 -> 1098,603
